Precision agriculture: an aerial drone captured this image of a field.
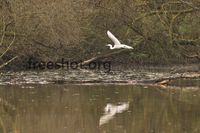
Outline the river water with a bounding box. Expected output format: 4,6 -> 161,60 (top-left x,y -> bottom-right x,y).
0,70 -> 199,133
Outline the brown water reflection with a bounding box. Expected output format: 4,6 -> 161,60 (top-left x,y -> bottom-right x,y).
0,85 -> 200,133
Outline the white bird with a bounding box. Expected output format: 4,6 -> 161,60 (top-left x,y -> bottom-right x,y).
99,102 -> 129,126
104,102 -> 129,114
106,30 -> 133,50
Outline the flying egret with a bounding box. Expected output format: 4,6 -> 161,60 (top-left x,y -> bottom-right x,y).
106,30 -> 133,50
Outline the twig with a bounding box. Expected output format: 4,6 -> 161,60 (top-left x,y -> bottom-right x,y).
0,32 -> 16,58
0,16 -> 6,46
0,56 -> 18,69
183,53 -> 200,60
169,12 -> 181,45
0,116 -> 6,133
135,8 -> 200,21
179,0 -> 200,10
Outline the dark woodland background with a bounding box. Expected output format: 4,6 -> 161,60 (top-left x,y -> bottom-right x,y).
0,0 -> 200,70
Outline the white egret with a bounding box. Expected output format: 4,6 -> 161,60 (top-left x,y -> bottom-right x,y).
106,30 -> 133,49
99,102 -> 129,126
104,102 -> 129,114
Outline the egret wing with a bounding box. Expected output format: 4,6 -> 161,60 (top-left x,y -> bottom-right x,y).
107,31 -> 121,46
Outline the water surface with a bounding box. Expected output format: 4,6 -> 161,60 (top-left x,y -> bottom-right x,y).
0,84 -> 200,133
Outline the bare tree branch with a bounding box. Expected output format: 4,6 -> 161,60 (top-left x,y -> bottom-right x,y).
183,53 -> 200,60
0,56 -> 18,69
0,16 -> 6,46
135,8 -> 200,21
179,0 -> 200,10
0,32 -> 15,58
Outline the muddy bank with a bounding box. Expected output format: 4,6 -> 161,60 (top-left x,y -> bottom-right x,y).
0,69 -> 199,87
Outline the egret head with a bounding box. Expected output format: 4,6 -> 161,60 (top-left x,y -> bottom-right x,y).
106,44 -> 113,49
105,104 -> 112,113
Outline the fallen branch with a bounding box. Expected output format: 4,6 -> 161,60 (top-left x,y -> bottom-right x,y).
52,72 -> 200,87
152,72 -> 200,86
79,49 -> 132,65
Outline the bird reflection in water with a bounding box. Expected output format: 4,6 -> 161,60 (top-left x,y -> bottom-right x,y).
99,102 -> 129,126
